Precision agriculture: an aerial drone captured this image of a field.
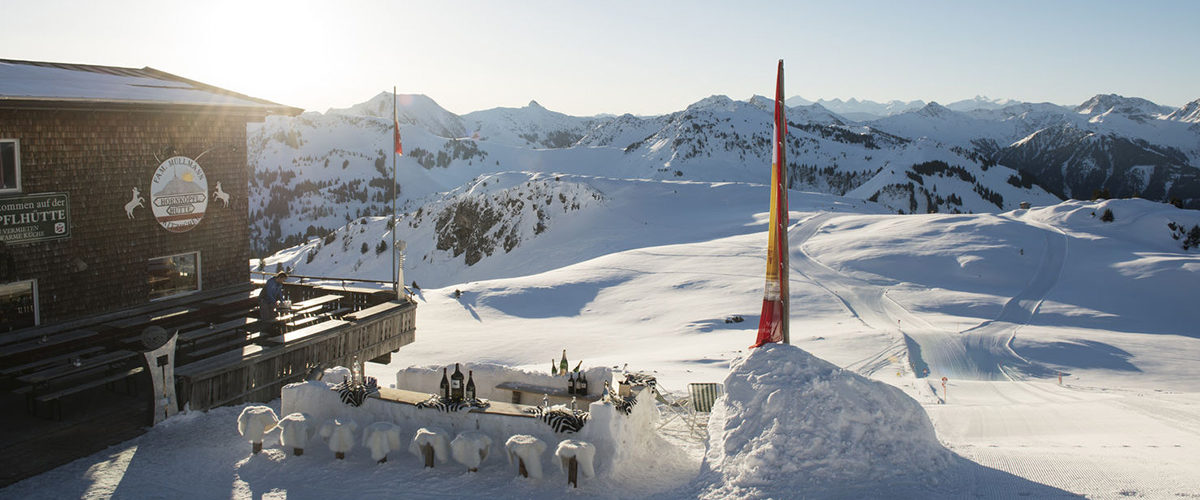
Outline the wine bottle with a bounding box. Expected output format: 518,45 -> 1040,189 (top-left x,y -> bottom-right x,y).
577,372 -> 588,396
465,370 -> 476,401
567,371 -> 576,395
440,367 -> 450,400
560,349 -> 568,375
551,359 -> 558,376
451,363 -> 465,402
573,360 -> 582,373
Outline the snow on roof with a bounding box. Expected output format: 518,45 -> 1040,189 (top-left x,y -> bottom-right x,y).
0,59 -> 301,115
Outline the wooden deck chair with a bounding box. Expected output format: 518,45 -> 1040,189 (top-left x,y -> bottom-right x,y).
685,383 -> 724,436
653,385 -> 691,430
688,383 -> 723,413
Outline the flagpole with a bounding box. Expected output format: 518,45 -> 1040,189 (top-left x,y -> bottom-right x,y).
776,60 -> 789,345
753,59 -> 789,348
392,86 -> 398,298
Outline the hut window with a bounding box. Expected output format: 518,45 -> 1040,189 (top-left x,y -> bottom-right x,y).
148,252 -> 201,300
0,280 -> 37,332
0,139 -> 19,193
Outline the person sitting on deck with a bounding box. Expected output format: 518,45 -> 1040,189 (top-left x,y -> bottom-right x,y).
259,271 -> 288,332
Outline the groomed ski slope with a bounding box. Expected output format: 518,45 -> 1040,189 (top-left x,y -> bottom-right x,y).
3,184 -> 1198,498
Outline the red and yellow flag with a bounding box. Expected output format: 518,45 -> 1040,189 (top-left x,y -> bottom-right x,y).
754,60 -> 789,348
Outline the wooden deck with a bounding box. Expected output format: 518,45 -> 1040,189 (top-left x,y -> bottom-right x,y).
176,299 -> 416,411
0,281 -> 416,485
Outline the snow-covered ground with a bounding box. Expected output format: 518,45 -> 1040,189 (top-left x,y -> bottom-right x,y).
4,185 -> 1199,498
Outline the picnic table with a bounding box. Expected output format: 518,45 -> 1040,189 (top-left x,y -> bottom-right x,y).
0,329 -> 99,359
291,294 -> 343,310
103,306 -> 197,331
260,319 -> 348,345
15,349 -> 142,419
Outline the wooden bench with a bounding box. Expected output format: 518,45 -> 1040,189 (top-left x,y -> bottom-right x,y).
103,306 -> 197,331
16,349 -> 138,386
495,381 -> 602,406
261,319 -> 348,345
0,329 -> 100,359
175,344 -> 265,380
33,366 -> 145,420
200,288 -> 260,308
179,317 -> 259,345
342,300 -> 408,321
188,331 -> 267,359
291,294 -> 343,311
0,346 -> 105,377
273,305 -> 323,325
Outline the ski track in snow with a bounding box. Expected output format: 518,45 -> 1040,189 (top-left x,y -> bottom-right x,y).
788,211 -> 1200,498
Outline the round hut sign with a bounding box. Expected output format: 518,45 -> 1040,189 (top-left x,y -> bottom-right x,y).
150,156 -> 208,233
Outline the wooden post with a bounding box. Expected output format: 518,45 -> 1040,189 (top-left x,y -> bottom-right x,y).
252,442 -> 262,454
335,451 -> 345,460
422,443 -> 435,468
378,456 -> 387,464
518,458 -> 528,478
293,447 -> 303,456
567,456 -> 578,488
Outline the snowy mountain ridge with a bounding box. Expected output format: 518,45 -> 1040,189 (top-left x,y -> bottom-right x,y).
247,90 -> 1199,255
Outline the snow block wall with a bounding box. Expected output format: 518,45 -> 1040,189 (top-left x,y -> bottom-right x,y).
697,343 -> 952,498
283,365 -> 660,478
394,362 -> 613,402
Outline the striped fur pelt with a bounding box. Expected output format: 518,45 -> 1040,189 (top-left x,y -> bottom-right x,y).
607,394 -> 637,415
622,372 -> 658,390
526,407 -> 589,434
416,395 -> 490,413
333,377 -> 379,407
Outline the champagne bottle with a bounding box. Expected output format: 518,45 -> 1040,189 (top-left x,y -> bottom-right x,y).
573,360 -> 582,373
577,372 -> 588,396
451,363 -> 465,402
465,370 -> 476,401
560,349 -> 568,375
551,359 -> 558,376
567,371 -> 576,395
439,367 -> 450,400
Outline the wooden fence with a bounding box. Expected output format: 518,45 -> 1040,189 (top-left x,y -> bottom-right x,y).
176,300 -> 416,411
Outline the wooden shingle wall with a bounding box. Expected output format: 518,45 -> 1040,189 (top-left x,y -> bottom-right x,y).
0,109 -> 252,324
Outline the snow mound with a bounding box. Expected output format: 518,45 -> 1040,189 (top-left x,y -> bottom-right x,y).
697,343 -> 951,498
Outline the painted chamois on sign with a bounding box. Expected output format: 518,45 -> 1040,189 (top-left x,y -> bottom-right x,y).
124,187 -> 145,219
214,182 -> 231,208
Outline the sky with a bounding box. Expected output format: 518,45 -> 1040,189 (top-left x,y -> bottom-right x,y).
3,0 -> 1198,116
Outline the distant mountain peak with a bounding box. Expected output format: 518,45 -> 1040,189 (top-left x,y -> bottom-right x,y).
1075,94 -> 1173,120
1166,98 -> 1200,123
526,100 -> 544,110
916,101 -> 952,117
688,95 -> 737,113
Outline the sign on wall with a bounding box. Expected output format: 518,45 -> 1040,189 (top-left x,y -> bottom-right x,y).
150,156 -> 208,233
0,192 -> 71,245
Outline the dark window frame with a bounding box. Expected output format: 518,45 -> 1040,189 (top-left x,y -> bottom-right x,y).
0,139 -> 20,194
1,279 -> 38,331
148,251 -> 202,301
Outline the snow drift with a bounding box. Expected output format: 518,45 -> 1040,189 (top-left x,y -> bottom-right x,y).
697,343 -> 952,498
